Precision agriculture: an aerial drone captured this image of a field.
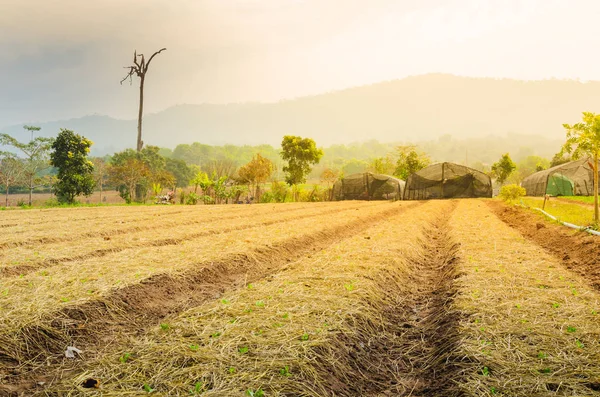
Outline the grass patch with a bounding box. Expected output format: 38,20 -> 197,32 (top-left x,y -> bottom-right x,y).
520,197 -> 595,227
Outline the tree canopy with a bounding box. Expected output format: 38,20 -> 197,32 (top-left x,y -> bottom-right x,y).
393,146 -> 430,180
50,129 -> 95,204
562,112 -> 600,223
491,153 -> 516,185
280,136 -> 323,186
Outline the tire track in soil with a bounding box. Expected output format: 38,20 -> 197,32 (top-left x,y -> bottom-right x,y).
0,204 -> 378,278
486,200 -> 600,291
314,202 -> 468,396
1,202 -> 423,395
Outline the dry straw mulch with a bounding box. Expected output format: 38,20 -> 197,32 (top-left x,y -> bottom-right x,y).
48,201 -> 457,396
451,200 -> 600,397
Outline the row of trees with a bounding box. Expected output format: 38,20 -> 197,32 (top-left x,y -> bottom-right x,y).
0,130 -> 325,206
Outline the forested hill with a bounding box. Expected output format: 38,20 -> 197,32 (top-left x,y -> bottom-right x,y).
2,74 -> 599,155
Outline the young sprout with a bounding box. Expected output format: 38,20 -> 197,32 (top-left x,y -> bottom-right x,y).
238,346 -> 249,354
279,365 -> 291,377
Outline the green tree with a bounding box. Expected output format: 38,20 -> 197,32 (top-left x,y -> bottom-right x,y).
165,158 -> 195,188
562,112 -> 600,223
49,129 -> 95,204
108,158 -> 150,203
491,153 -> 516,185
280,136 -> 323,187
236,154 -> 274,200
0,126 -> 53,206
191,171 -> 212,195
512,155 -> 550,183
341,159 -> 368,176
0,153 -> 24,207
550,151 -> 571,167
111,146 -> 170,202
369,156 -> 395,175
393,146 -> 431,180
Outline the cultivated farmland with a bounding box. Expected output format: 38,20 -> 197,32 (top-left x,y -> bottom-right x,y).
1,200 -> 599,396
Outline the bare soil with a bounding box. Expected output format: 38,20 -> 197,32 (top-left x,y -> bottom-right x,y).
487,200 -> 600,291
309,202 -> 469,396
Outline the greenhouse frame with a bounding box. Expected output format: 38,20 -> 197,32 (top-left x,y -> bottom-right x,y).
332,172 -> 405,201
403,162 -> 492,200
521,157 -> 599,196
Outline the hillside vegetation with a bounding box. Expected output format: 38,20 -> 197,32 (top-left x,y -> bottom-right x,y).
1,74 -> 597,154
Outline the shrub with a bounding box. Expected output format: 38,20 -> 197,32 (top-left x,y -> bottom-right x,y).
185,192 -> 199,205
499,184 -> 526,204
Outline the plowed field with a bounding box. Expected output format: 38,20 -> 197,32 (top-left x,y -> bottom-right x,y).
1,200 -> 599,396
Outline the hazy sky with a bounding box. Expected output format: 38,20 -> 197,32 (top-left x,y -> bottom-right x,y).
1,0 -> 600,126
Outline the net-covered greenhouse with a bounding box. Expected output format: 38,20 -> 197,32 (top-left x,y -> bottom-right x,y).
332,172 -> 405,201
521,157 -> 599,196
403,162 -> 492,200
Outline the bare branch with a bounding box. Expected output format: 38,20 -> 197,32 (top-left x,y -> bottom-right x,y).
145,48 -> 167,72
120,66 -> 135,85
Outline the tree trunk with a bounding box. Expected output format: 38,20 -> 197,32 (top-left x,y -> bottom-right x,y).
29,177 -> 33,206
594,153 -> 599,224
137,75 -> 145,152
99,179 -> 103,203
5,184 -> 8,207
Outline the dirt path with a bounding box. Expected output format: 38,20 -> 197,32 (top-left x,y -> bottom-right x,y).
389,207 -> 465,396
306,201 -> 468,396
486,200 -> 600,291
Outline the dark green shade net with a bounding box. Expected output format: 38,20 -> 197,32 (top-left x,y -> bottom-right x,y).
332,172 -> 405,201
403,162 -> 492,200
521,158 -> 599,196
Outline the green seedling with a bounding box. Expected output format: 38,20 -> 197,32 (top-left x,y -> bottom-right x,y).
552,303 -> 560,309
246,389 -> 264,397
539,368 -> 551,374
1,289 -> 8,296
190,381 -> 205,395
282,313 -> 289,319
566,326 -> 577,333
247,283 -> 254,289
571,288 -> 578,296
515,304 -> 521,309
229,318 -> 239,324
537,352 -> 548,359
300,333 -> 309,341
60,297 -> 69,303
481,367 -> 490,377
245,308 -> 253,313
238,346 -> 249,354
143,384 -> 155,393
490,387 -> 498,394
119,353 -> 132,363
189,344 -> 199,351
344,282 -> 355,292
279,365 -> 291,377
591,309 -> 598,315
210,332 -> 221,338
228,367 -> 236,374
576,340 -> 585,349
160,323 -> 170,331
272,322 -> 283,328
221,299 -> 230,305
255,300 -> 265,307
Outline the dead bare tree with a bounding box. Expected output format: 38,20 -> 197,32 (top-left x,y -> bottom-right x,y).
120,48 -> 167,152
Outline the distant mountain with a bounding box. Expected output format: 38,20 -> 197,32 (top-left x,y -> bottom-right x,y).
2,74 -> 598,155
